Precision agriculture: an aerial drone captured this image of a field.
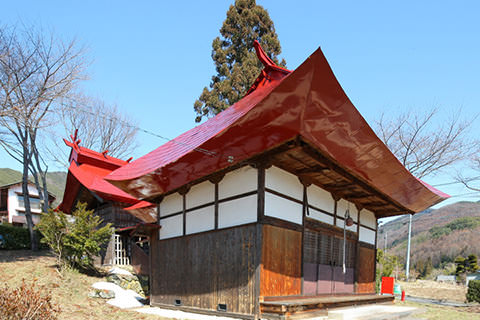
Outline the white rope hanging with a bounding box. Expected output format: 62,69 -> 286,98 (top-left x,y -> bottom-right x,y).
343,202 -> 353,274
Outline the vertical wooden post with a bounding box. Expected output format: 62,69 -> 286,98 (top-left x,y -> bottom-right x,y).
255,166 -> 266,319
214,183 -> 219,230
354,209 -> 361,293
374,219 -> 378,290
182,194 -> 186,236
301,185 -> 307,295
257,167 -> 265,223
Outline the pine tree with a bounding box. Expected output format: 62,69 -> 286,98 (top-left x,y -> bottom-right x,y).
194,0 -> 286,122
467,254 -> 479,273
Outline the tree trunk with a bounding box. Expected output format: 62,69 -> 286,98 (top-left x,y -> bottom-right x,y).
22,143 -> 38,251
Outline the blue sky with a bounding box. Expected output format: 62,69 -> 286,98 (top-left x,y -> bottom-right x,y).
1,0 -> 479,209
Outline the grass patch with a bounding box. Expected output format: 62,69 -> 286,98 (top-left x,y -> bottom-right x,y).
0,250 -> 165,320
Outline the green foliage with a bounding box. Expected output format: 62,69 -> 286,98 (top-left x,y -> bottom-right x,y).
429,217 -> 480,239
415,257 -> 434,279
194,0 -> 286,122
0,224 -> 30,249
455,254 -> 479,285
36,203 -> 113,270
0,279 -> 59,320
376,249 -> 400,292
466,280 -> 480,303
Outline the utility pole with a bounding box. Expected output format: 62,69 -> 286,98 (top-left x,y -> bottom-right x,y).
384,231 -> 387,253
405,214 -> 412,281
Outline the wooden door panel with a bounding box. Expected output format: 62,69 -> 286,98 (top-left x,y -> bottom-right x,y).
303,262 -> 317,295
317,264 -> 333,294
333,266 -> 354,294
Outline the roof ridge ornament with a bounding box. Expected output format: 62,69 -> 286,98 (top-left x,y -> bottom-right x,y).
247,41 -> 291,95
63,129 -> 81,151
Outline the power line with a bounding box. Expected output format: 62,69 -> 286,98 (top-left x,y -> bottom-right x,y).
432,176 -> 480,187
55,102 -> 217,157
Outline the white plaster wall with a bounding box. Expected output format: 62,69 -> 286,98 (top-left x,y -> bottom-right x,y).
160,193 -> 183,216
186,206 -> 215,235
336,199 -> 358,221
307,207 -> 334,225
219,166 -> 257,199
159,214 -> 183,240
307,185 -> 334,213
265,192 -> 303,225
360,209 -> 377,229
218,194 -> 257,229
265,166 -> 303,201
186,181 -> 214,209
359,226 -> 376,245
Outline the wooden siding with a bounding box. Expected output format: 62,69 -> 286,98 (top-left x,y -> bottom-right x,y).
261,225 -> 302,297
356,243 -> 376,293
96,203 -> 143,229
131,243 -> 149,275
151,224 -> 259,315
95,234 -> 115,266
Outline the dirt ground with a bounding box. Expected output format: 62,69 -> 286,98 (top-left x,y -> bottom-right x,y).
397,279 -> 468,302
0,250 -> 163,320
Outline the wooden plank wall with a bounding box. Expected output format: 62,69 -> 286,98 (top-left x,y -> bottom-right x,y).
260,224 -> 302,297
356,242 -> 376,293
150,224 -> 258,315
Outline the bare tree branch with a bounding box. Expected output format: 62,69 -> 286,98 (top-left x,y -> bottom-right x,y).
46,93 -> 138,166
374,107 -> 478,179
0,24 -> 87,250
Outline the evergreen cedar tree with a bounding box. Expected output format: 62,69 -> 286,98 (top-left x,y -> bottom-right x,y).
194,0 -> 286,122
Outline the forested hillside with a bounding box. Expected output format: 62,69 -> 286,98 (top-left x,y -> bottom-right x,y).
378,201 -> 480,269
0,168 -> 67,206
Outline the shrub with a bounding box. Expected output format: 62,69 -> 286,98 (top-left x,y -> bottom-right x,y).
0,224 -> 30,249
36,203 -> 113,270
0,279 -> 60,320
467,280 -> 480,303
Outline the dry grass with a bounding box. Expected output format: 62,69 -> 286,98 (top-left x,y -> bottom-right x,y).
401,301 -> 480,319
0,250 -> 164,320
397,279 -> 467,302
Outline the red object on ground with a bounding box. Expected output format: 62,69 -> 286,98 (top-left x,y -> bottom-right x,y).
401,290 -> 406,301
381,277 -> 395,295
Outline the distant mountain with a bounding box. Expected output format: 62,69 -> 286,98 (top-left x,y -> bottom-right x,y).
378,201 -> 480,268
0,168 -> 22,186
0,168 -> 67,206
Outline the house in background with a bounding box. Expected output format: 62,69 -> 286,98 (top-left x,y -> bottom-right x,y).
58,132 -> 156,271
0,181 -> 55,227
105,41 -> 449,319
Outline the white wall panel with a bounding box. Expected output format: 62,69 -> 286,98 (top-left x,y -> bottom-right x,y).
160,193 -> 183,216
265,166 -> 303,201
186,206 -> 215,235
307,207 -> 334,225
359,226 -> 376,245
307,185 -> 334,213
159,214 -> 183,240
218,195 -> 257,229
336,199 -> 358,222
265,192 -> 303,225
360,209 -> 377,229
219,166 -> 257,199
186,181 -> 214,209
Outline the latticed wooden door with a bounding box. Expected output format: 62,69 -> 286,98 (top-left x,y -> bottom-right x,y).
303,229 -> 355,295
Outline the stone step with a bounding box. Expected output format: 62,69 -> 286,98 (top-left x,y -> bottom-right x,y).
327,305 -> 417,320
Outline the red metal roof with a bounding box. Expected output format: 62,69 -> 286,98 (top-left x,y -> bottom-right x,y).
106,42 -> 448,213
58,133 -> 153,219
